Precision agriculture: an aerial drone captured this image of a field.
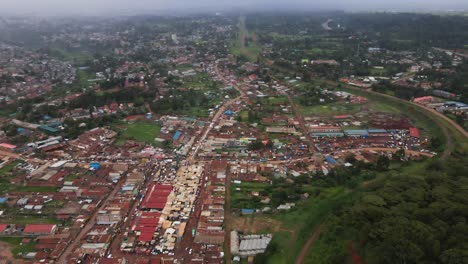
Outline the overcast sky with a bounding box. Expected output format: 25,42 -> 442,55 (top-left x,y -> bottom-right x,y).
1,0 -> 468,16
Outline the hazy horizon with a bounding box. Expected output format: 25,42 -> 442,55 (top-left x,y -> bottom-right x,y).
1,0 -> 468,17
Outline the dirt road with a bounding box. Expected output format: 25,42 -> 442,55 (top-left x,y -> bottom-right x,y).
269,74 -> 315,152
0,150 -> 20,159
294,223 -> 324,264
58,176 -> 126,262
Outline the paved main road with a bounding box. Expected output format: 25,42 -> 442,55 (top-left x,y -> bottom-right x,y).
188,61 -> 246,162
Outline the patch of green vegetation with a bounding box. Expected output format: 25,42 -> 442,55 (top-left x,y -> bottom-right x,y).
0,160 -> 23,176
64,174 -> 78,181
183,73 -> 221,90
368,101 -> 402,114
0,109 -> 15,117
268,96 -> 289,104
0,237 -> 36,257
296,101 -> 361,116
9,186 -> 60,193
370,67 -> 387,76
231,182 -> 271,209
115,121 -> 161,145
0,216 -> 63,225
48,48 -> 93,66
231,16 -> 261,62
263,187 -> 357,264
239,111 -> 249,122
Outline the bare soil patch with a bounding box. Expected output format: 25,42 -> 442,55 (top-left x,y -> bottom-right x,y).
231,216 -> 282,233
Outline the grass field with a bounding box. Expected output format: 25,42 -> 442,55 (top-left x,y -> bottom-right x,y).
239,111 -> 249,122
296,101 -> 361,116
0,216 -> 63,225
370,67 -> 387,76
231,182 -> 271,209
184,73 -> 218,89
1,184 -> 59,195
368,101 -> 403,114
51,48 -> 93,66
64,174 -> 78,181
268,96 -> 289,104
0,160 -> 22,176
0,237 -> 36,257
114,122 -> 161,145
10,186 -> 60,193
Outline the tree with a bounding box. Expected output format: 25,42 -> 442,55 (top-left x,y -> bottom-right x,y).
248,139 -> 264,151
440,248 -> 468,264
430,137 -> 443,151
376,155 -> 390,171
393,148 -> 406,161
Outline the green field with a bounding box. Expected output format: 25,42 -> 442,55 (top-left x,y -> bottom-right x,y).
183,73 -> 221,90
64,174 -> 78,181
368,100 -> 403,114
0,237 -> 36,257
185,107 -> 212,118
239,111 -> 249,122
268,96 -> 289,104
0,160 -> 22,176
0,216 -> 63,225
10,186 -> 60,193
296,101 -> 361,116
114,122 -> 161,145
49,48 -> 93,66
231,182 -> 271,209
1,184 -> 59,195
370,67 -> 388,76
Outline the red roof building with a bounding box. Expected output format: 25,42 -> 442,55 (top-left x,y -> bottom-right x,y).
0,224 -> 8,233
409,127 -> 420,138
141,184 -> 172,210
334,115 -> 351,119
414,96 -> 434,104
248,74 -> 257,81
23,224 -> 57,235
0,143 -> 16,151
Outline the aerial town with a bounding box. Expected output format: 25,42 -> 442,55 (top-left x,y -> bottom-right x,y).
0,9 -> 467,264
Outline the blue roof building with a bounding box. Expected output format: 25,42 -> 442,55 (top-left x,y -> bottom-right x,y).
173,131 -> 182,141
325,156 -> 337,165
224,110 -> 234,116
90,162 -> 100,170
311,132 -> 345,138
368,129 -> 387,134
344,130 -> 369,137
241,209 -> 254,215
38,125 -> 59,134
